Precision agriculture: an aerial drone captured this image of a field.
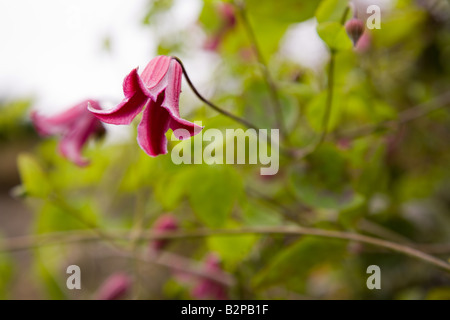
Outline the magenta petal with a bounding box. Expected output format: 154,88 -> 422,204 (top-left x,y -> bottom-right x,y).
140,56 -> 171,90
32,100 -> 99,136
96,273 -> 131,300
169,116 -> 203,140
123,68 -> 151,99
88,92 -> 149,125
161,59 -> 183,118
137,97 -> 171,157
58,113 -> 99,166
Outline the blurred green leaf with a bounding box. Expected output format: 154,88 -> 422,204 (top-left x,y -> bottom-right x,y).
317,21 -> 352,51
188,165 -> 243,227
17,153 -> 52,198
0,238 -> 14,300
253,236 -> 346,289
207,222 -> 257,269
305,91 -> 342,133
154,168 -> 193,210
35,201 -> 98,234
315,0 -> 348,23
0,99 -> 31,141
34,251 -> 67,300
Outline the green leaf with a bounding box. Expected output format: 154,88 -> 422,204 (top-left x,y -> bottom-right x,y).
253,236 -> 346,289
35,201 -> 98,234
188,165 -> 243,228
207,222 -> 258,269
0,238 -> 14,299
305,91 -> 342,133
17,153 -> 52,198
242,201 -> 283,227
34,252 -> 67,300
154,168 -> 194,210
315,0 -> 348,23
291,144 -> 364,211
317,21 -> 352,51
236,0 -> 321,58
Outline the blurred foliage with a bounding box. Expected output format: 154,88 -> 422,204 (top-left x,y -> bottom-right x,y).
1,0 -> 449,300
0,99 -> 34,142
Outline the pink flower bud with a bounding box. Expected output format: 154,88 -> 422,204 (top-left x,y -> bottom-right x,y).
219,3 -> 236,29
150,214 -> 178,252
190,253 -> 228,300
96,273 -> 131,300
345,18 -> 365,46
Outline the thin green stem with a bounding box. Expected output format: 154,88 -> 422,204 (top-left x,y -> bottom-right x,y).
2,226 -> 450,272
234,1 -> 286,137
171,56 -> 259,130
296,51 -> 336,159
297,6 -> 349,158
172,56 -> 295,159
319,51 -> 336,146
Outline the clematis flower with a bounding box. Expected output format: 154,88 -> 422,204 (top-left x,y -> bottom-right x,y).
150,214 -> 178,252
96,273 -> 132,300
31,99 -> 104,166
88,56 -> 203,157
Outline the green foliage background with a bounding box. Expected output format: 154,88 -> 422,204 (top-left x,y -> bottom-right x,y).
1,0 -> 450,299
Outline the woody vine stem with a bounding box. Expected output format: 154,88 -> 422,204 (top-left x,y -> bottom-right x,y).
1,225 -> 450,273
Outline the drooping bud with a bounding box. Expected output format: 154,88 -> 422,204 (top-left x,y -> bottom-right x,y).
345,18 -> 365,46
96,273 -> 131,300
150,214 -> 178,252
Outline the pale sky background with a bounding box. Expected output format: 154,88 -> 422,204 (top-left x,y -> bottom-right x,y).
0,0 -> 391,119
0,0 -> 206,114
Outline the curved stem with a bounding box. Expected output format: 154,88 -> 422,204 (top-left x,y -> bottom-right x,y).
318,50 -> 336,146
171,56 -> 259,130
2,226 -> 450,272
172,56 -> 296,158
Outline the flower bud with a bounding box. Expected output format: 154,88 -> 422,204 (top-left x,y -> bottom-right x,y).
150,214 -> 178,252
345,18 -> 365,46
191,253 -> 228,300
219,3 -> 236,29
355,31 -> 371,53
96,273 -> 131,300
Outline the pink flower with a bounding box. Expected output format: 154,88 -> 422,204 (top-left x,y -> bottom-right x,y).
345,18 -> 365,46
88,56 -> 203,157
190,253 -> 228,300
150,214 -> 178,252
355,31 -> 371,53
96,273 -> 131,300
31,99 -> 104,167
